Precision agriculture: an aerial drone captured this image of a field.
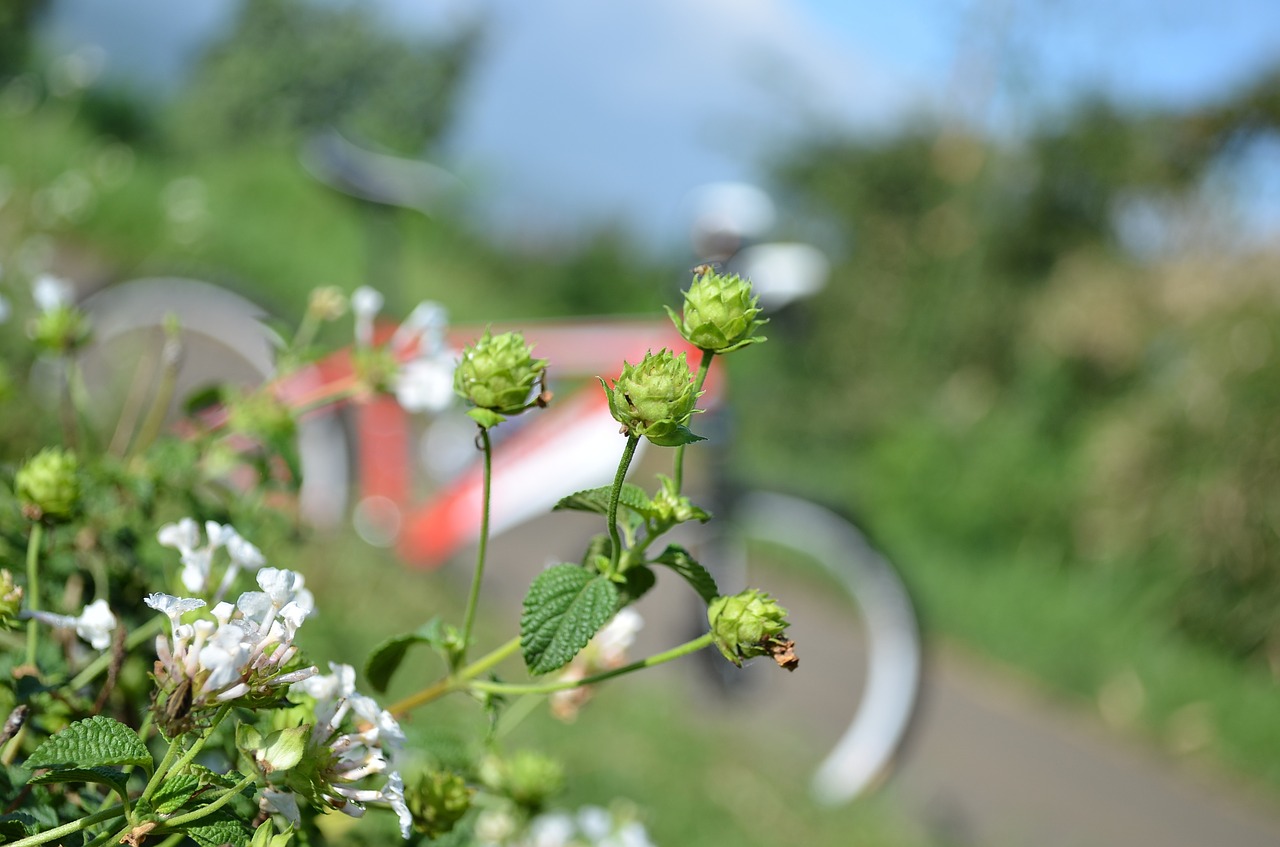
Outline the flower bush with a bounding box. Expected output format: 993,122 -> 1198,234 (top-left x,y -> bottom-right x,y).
0,271 -> 795,846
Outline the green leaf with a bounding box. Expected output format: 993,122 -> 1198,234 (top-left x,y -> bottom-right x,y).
365,619 -> 461,693
0,813 -> 38,841
187,811 -> 253,847
652,545 -> 719,604
150,773 -> 200,815
554,484 -> 654,519
187,764 -> 248,791
28,767 -> 129,802
645,424 -> 705,448
579,534 -> 612,567
25,716 -> 151,771
617,566 -> 656,606
466,408 -> 506,429
521,564 -> 620,675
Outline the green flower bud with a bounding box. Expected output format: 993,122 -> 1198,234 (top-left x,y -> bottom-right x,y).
481,750 -> 564,811
28,305 -> 92,355
0,570 -> 23,630
708,589 -> 798,670
15,447 -> 80,520
226,389 -> 297,445
307,285 -> 348,321
666,268 -> 767,353
453,330 -> 549,426
404,770 -> 473,839
651,475 -> 710,526
600,349 -> 704,447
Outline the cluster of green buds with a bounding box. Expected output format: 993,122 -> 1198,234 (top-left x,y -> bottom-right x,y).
667,266 -> 767,353
453,330 -> 549,428
478,750 -> 565,811
15,447 -> 80,521
650,475 -> 709,526
403,770 -> 473,839
707,589 -> 798,670
600,349 -> 703,447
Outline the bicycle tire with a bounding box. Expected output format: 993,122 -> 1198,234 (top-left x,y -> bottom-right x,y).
729,490 -> 922,805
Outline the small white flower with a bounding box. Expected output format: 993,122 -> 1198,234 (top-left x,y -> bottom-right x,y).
179,547 -> 215,594
256,568 -> 310,608
529,812 -> 575,847
383,771 -> 413,839
351,286 -> 384,347
394,355 -> 456,413
32,274 -> 73,312
24,599 -> 116,651
157,517 -> 200,554
226,533 -> 265,570
145,593 -> 207,624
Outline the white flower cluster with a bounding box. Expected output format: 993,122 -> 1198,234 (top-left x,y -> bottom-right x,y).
22,598 -> 117,651
145,566 -> 317,718
157,517 -> 266,601
477,805 -> 655,847
282,663 -> 413,838
550,609 -> 644,721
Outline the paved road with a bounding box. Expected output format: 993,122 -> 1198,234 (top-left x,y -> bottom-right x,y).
477,508 -> 1280,847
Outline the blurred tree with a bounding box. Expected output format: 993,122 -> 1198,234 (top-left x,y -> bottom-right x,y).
167,0 -> 478,154
0,0 -> 50,78
761,69 -> 1280,669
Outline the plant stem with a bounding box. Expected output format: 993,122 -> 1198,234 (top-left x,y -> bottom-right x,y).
139,704 -> 231,807
24,522 -> 44,667
459,427 -> 494,666
672,348 -> 715,493
159,773 -> 256,831
469,632 -> 715,697
387,636 -> 522,717
68,615 -> 166,691
607,435 -> 640,573
128,328 -> 183,458
6,805 -> 124,847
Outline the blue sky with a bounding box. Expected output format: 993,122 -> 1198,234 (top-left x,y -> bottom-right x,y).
42,0 -> 1280,249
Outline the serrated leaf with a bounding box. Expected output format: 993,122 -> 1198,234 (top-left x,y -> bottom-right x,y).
521,564 -> 619,675
187,764 -> 248,791
579,534 -> 612,567
25,716 -> 151,772
28,767 -> 129,802
652,545 -> 719,604
150,773 -> 199,815
0,813 -> 38,841
554,484 -> 654,519
365,619 -> 460,693
187,811 -> 252,847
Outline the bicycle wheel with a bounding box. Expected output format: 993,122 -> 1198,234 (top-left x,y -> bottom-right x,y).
700,490 -> 922,805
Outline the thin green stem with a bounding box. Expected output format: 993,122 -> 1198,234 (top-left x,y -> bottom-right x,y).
387,635 -> 522,717
108,333 -> 162,456
459,427 -> 494,666
469,632 -> 715,697
69,615 -> 165,691
138,737 -> 183,807
24,522 -> 44,667
607,436 -> 641,573
159,773 -> 256,831
672,348 -> 715,494
5,805 -> 124,847
139,704 -> 231,807
128,328 -> 182,459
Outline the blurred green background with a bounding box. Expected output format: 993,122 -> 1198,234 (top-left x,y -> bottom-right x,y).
3,0 -> 1280,843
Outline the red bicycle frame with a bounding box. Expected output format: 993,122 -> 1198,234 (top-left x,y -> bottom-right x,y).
281,316 -> 725,568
